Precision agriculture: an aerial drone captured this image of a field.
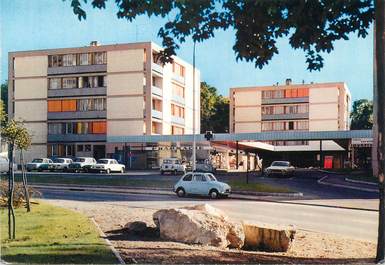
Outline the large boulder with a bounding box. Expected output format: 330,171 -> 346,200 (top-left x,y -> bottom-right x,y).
243,222 -> 296,252
153,204 -> 244,249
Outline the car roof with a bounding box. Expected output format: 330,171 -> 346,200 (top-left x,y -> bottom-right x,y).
98,158 -> 114,160
272,161 -> 290,163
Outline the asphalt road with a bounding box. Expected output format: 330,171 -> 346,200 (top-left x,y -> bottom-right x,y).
39,187 -> 378,243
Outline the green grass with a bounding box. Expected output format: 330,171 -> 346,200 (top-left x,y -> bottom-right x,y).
228,181 -> 293,193
11,174 -> 174,188
1,202 -> 117,264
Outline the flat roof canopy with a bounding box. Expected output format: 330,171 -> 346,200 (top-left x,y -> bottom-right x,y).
107,130 -> 372,143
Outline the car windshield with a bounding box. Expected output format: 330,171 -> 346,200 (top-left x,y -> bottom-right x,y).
271,161 -> 290,167
53,158 -> 65,163
163,160 -> 173,164
207,174 -> 217,181
97,159 -> 109,164
32,159 -> 43,163
74,158 -> 85,162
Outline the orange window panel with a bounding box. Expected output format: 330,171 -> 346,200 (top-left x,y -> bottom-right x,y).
92,121 -> 106,134
62,99 -> 77,112
298,88 -> 304,97
47,100 -> 62,112
291,89 -> 298,98
285,89 -> 292,98
303,88 -> 309,97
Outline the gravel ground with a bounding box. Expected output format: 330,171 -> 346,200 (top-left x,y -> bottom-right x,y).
46,199 -> 376,264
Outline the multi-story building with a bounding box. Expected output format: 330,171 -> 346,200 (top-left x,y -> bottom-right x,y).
8,41 -> 200,165
229,79 -> 351,168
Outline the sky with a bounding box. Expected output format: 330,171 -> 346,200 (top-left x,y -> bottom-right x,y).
0,0 -> 374,101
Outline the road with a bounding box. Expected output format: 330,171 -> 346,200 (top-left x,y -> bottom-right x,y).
38,184 -> 378,243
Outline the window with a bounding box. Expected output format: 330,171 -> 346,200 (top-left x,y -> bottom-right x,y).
171,125 -> 184,135
92,121 -> 107,134
288,121 -> 294,130
77,145 -> 84,152
79,53 -> 90,65
49,78 -> 61,89
273,122 -> 285,131
47,100 -> 62,112
296,121 -> 309,130
93,52 -> 107,64
273,90 -> 284,98
62,100 -> 77,112
262,91 -> 272,99
48,123 -> 62,134
194,174 -> 206,182
94,98 -> 106,111
171,104 -> 184,118
85,145 -> 92,152
48,55 -> 63,67
63,54 -> 76,66
183,174 -> 192,181
62,77 -> 77,89
172,83 -> 185,98
172,62 -> 185,77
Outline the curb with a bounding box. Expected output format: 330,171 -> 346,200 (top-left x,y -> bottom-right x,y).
318,176 -> 378,193
90,218 -> 125,264
345,177 -> 377,186
32,183 -> 302,198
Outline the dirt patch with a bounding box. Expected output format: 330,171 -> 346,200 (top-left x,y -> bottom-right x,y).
47,200 -> 376,264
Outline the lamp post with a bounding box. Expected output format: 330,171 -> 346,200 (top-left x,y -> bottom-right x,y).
192,41 -> 196,171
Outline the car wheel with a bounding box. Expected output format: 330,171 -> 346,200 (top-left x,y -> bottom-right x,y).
38,168 -> 42,172
106,168 -> 111,174
176,187 -> 185,197
120,167 -> 125,173
27,169 -> 31,172
173,169 -> 177,175
209,189 -> 219,199
84,168 -> 89,173
160,170 -> 164,175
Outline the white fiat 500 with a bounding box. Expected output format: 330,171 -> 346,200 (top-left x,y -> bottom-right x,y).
174,172 -> 231,199
91,159 -> 125,174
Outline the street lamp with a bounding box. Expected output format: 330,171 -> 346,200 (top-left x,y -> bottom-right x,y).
192,40 -> 196,171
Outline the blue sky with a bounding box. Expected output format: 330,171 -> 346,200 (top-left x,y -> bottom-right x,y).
1,0 -> 374,101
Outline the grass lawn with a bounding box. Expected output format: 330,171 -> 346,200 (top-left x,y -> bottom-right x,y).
228,181 -> 293,193
1,202 -> 117,264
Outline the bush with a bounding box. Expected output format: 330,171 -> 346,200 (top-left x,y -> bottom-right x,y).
0,180 -> 41,208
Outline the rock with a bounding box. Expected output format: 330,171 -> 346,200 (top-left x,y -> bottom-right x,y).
125,221 -> 148,234
153,204 -> 244,249
242,222 -> 296,252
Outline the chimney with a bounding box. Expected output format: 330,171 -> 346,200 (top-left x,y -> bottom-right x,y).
285,78 -> 292,85
90,41 -> 99,46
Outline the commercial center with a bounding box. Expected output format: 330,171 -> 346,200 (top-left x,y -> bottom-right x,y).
8,41 -> 369,169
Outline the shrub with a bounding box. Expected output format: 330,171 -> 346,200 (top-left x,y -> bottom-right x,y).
0,180 -> 41,208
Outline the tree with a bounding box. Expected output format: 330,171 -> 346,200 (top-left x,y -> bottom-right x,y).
1,119 -> 32,239
1,82 -> 8,115
350,99 -> 373,130
66,0 -> 385,261
200,82 -> 229,133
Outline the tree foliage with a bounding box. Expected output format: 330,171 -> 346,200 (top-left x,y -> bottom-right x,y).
1,120 -> 32,151
350,99 -> 373,130
67,0 -> 374,71
1,82 -> 8,115
200,82 -> 229,133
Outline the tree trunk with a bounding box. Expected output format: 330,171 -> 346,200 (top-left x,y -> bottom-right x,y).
376,0 -> 385,262
8,143 -> 16,240
20,151 -> 30,212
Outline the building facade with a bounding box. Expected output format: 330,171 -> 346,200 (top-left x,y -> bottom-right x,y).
229,80 -> 351,168
8,42 -> 200,164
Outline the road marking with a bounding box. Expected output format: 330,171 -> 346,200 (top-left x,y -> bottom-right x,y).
318,175 -> 378,193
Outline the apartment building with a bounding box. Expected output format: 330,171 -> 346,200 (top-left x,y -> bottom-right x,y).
229,79 -> 351,167
8,41 -> 200,164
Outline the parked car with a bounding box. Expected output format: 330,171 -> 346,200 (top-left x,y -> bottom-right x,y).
174,172 -> 231,199
160,158 -> 186,175
26,158 -> 54,172
91,159 -> 125,174
264,161 -> 295,177
0,156 -> 9,173
196,161 -> 216,173
68,157 -> 96,173
50,158 -> 73,172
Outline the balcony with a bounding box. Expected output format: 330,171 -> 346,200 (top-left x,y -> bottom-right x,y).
151,109 -> 162,120
48,87 -> 106,98
152,63 -> 163,75
171,94 -> 185,105
172,74 -> 185,84
171,115 -> 185,125
151,86 -> 163,97
48,64 -> 107,75
48,134 -> 106,143
262,97 -> 309,105
47,111 -> 107,120
262,113 -> 309,121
